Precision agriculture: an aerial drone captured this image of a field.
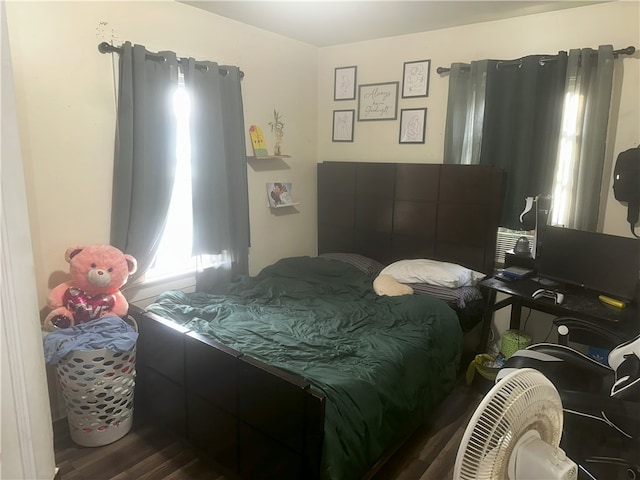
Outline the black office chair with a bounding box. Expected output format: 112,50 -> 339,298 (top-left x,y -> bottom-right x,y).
497,317 -> 640,480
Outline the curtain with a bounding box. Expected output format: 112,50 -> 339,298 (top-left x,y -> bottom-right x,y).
443,46 -> 618,231
443,61 -> 489,165
550,45 -> 615,231
443,55 -> 568,227
183,59 -> 250,289
110,42 -> 179,287
479,54 -> 568,228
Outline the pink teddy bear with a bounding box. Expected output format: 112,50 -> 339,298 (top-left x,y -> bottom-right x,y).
43,245 -> 137,331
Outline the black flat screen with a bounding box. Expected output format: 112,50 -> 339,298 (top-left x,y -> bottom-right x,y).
535,226 -> 639,301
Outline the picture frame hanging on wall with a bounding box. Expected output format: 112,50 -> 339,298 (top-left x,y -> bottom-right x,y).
266,182 -> 297,208
357,81 -> 399,121
402,59 -> 430,98
399,108 -> 427,144
334,66 -> 357,101
332,110 -> 355,142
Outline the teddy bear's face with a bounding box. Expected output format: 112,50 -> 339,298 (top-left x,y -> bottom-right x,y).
68,245 -> 136,295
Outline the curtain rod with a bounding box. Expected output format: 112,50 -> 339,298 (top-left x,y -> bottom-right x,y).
98,42 -> 244,79
436,45 -> 636,74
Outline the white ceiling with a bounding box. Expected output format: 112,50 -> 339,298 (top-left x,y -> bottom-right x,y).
179,1 -> 608,47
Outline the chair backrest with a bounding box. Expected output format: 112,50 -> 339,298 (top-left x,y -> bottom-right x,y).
553,316 -> 629,351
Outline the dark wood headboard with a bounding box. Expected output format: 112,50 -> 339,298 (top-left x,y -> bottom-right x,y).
317,162 -> 504,275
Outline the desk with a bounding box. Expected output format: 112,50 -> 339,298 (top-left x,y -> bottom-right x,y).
478,276 -> 639,350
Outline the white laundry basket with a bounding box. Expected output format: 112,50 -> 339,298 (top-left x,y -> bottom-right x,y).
55,317 -> 137,447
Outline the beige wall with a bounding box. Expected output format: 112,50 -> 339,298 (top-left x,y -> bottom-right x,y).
315,0 -> 639,346
6,0 -> 319,312
318,1 -> 640,239
6,0 -> 639,327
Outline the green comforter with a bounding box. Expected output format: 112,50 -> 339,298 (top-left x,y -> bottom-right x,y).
146,256 -> 463,480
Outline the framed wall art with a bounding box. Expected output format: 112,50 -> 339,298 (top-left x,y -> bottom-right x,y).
402,59 -> 430,98
266,182 -> 297,208
334,66 -> 357,101
332,109 -> 355,142
399,108 -> 427,144
357,82 -> 399,121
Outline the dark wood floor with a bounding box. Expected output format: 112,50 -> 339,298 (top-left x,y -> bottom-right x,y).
53,378 -> 487,480
369,378 -> 485,480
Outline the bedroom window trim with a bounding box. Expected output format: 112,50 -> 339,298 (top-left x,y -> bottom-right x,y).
127,271 -> 196,307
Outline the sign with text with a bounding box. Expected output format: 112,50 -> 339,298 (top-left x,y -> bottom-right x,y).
358,82 -> 399,121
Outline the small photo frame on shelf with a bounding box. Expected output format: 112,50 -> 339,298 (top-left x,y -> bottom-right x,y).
332,110 -> 355,142
399,108 -> 427,144
266,182 -> 296,208
334,66 -> 357,101
402,59 -> 430,98
358,81 -> 399,121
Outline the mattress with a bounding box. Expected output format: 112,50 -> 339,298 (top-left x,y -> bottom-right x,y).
146,256 -> 463,479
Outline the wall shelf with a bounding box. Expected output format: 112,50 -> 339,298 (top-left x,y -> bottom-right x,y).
247,155 -> 291,160
269,202 -> 299,209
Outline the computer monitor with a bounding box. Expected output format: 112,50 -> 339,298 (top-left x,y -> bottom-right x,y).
535,226 -> 640,301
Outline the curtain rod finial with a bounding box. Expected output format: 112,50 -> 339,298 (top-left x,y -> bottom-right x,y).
98,42 -> 113,54
613,46 -> 636,58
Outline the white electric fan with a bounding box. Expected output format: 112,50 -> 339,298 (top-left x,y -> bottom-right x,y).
454,368 -> 578,480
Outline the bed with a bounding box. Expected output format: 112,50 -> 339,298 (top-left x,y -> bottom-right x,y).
130,162 -> 504,480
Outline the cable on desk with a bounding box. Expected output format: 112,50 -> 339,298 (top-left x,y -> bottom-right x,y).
521,308 -> 533,332
543,321 -> 556,342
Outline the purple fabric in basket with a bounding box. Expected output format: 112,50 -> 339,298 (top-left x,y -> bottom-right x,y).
43,315 -> 137,365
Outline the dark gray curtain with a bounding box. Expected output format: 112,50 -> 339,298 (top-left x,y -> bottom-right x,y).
479,54 -> 568,229
550,46 -> 614,231
444,61 -> 489,165
443,46 -> 619,231
110,42 -> 179,286
443,55 -> 567,228
182,59 -> 250,289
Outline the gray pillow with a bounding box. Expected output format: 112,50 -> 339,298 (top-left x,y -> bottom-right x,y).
318,253 -> 385,278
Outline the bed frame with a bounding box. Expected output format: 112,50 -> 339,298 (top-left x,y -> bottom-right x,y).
317,162 -> 503,274
131,162 -> 504,480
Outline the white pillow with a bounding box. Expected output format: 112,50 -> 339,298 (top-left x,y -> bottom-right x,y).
380,259 -> 486,288
373,274 -> 414,296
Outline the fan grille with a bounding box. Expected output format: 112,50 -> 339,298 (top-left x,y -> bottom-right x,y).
455,369 -> 563,480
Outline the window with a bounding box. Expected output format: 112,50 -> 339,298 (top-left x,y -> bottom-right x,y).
550,92 -> 581,227
144,80 -> 196,282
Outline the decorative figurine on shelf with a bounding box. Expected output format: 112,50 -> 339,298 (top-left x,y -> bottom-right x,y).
269,109 -> 284,156
43,244 -> 137,331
